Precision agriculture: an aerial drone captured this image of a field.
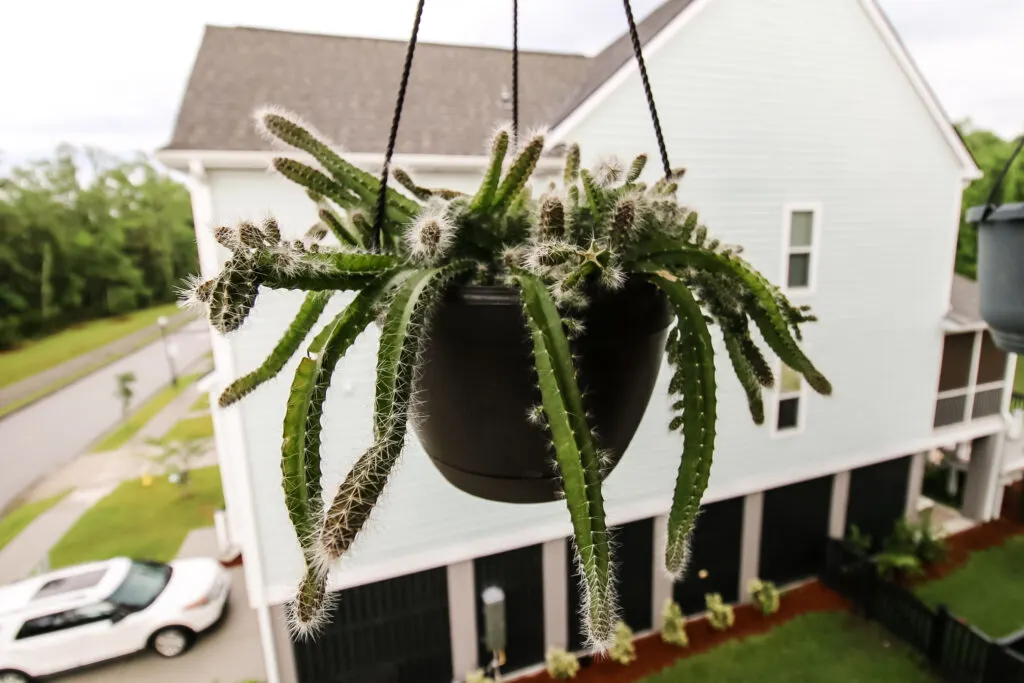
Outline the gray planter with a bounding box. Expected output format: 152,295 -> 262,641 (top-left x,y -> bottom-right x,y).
966,202 -> 1024,354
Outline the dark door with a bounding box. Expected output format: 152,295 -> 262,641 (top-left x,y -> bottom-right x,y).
847,456 -> 912,551
567,517 -> 654,651
672,496 -> 744,615
293,568 -> 452,683
475,545 -> 545,672
759,475 -> 833,585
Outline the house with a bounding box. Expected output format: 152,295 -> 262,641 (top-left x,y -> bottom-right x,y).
157,1 -> 1019,682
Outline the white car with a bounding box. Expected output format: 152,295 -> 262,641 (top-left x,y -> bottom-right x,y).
0,557 -> 230,682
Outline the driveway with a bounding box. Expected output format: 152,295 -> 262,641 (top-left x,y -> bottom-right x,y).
57,566 -> 265,683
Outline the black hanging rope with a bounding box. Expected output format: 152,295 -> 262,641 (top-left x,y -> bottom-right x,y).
981,135 -> 1024,222
622,0 -> 672,180
373,0 -> 426,252
512,0 -> 520,147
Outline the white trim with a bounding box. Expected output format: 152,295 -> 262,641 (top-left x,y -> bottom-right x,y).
738,492 -> 764,603
1002,353 -> 1019,416
905,452 -> 927,521
157,148 -> 566,174
542,539 -> 569,651
771,362 -> 807,438
856,0 -> 981,179
446,561 -> 478,682
779,203 -> 822,296
942,319 -> 988,333
828,471 -> 851,539
187,162 -> 281,683
547,0 -> 714,145
261,416 -> 1007,605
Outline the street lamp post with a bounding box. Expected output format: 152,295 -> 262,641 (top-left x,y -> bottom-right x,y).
157,316 -> 179,387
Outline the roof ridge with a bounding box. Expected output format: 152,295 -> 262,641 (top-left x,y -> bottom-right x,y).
204,24 -> 590,60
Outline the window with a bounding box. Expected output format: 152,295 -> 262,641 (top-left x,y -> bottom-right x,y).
14,602 -> 116,640
783,206 -> 820,292
108,561 -> 172,610
934,330 -> 1011,427
775,365 -> 803,432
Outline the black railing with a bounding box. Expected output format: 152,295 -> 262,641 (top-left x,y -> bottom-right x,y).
824,539 -> 1024,683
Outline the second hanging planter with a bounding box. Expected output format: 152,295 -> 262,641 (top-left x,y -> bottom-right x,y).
415,279 -> 672,503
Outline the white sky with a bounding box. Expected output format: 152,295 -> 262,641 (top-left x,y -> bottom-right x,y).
0,0 -> 1021,163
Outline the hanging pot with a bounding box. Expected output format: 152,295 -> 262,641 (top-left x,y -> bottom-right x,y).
415,279 -> 672,503
966,202 -> 1024,355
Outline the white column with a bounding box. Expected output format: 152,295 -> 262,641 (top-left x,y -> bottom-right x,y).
829,471 -> 851,539
447,561 -> 478,681
651,515 -> 674,628
738,492 -> 764,603
542,539 -> 569,650
962,435 -> 1005,521
905,452 -> 927,522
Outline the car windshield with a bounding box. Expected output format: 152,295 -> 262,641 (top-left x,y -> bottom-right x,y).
107,562 -> 172,610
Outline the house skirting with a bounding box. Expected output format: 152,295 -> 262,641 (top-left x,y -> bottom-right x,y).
268,451 -> 924,683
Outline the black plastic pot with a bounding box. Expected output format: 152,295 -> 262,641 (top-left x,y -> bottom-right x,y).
966,203 -> 1024,354
414,279 -> 672,504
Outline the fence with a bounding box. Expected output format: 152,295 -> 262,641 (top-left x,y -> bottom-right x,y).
823,540 -> 1024,683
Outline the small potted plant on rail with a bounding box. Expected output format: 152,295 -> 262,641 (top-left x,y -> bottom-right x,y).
182,110 -> 830,646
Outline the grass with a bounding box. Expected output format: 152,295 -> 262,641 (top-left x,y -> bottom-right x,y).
0,303 -> 183,391
0,491 -> 71,552
190,393 -> 210,411
1015,356 -> 1023,394
916,535 -> 1024,638
162,414 -> 214,443
49,466 -> 224,568
91,372 -> 204,452
638,612 -> 936,682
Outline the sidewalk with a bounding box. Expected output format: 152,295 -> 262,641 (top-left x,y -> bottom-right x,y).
0,308 -> 197,416
0,486 -> 114,584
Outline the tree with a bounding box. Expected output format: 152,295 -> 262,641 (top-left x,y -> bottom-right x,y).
114,371 -> 137,421
955,123 -> 1024,279
141,437 -> 210,489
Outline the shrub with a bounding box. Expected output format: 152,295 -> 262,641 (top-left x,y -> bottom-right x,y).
916,509 -> 948,566
608,621 -> 637,665
875,551 -> 923,580
748,579 -> 780,616
465,670 -> 493,683
660,598 -> 689,647
845,524 -> 873,559
705,593 -> 735,631
545,647 -> 580,679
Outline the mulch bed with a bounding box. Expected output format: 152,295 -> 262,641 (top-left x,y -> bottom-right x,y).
907,517 -> 1024,586
516,581 -> 848,683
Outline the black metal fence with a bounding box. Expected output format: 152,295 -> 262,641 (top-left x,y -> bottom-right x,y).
823,540 -> 1024,683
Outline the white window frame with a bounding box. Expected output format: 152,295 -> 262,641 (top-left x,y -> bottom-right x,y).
934,330 -> 1011,426
780,203 -> 822,295
771,361 -> 807,437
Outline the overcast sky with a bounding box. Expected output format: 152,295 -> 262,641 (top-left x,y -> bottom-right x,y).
0,0 -> 1020,164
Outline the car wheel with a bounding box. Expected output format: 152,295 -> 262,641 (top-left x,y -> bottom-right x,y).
0,671 -> 30,683
150,626 -> 194,658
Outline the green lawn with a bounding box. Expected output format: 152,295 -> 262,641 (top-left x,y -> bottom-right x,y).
1015,356 -> 1023,393
162,414 -> 214,443
0,303 -> 183,390
916,535 -> 1024,638
0,491 -> 71,552
190,393 -> 210,411
49,466 -> 224,568
639,612 -> 936,683
92,372 -> 204,451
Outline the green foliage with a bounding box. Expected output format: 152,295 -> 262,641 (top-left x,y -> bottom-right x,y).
92,372 -> 205,452
608,621 -> 637,665
465,671 -> 494,683
748,579 -> 781,616
875,551 -> 923,580
142,437 -> 209,486
661,599 -> 689,648
195,112 -> 828,644
114,371 -> 137,420
845,524 -> 873,560
705,593 -> 735,631
0,146 -> 197,349
545,647 -> 581,679
955,124 -> 1024,279
879,512 -> 948,577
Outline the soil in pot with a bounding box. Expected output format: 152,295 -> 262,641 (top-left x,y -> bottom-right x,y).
415,279 -> 672,503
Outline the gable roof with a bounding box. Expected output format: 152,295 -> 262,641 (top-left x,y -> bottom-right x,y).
166,26 -> 589,155
165,0 -> 978,178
